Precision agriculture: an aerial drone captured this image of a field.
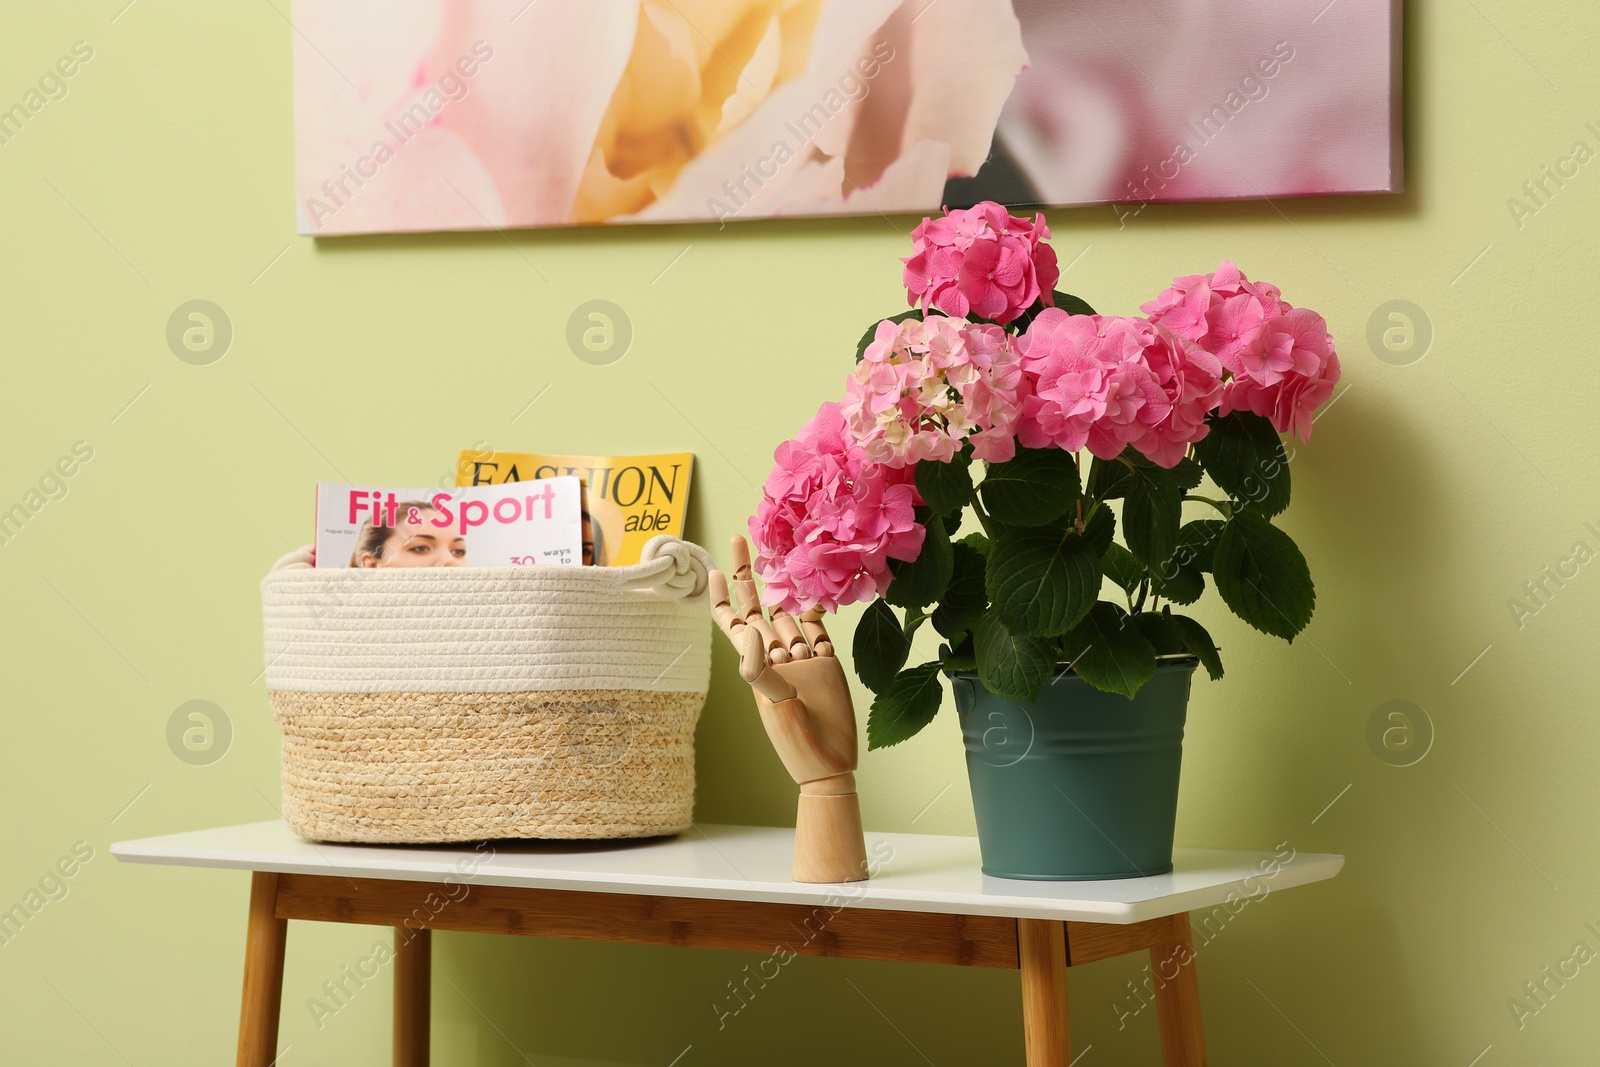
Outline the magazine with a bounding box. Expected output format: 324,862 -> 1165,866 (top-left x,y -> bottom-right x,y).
313,479 -> 584,569
455,450 -> 693,567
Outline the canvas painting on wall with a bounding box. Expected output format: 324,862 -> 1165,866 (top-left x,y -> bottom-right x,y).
290,0 -> 1401,236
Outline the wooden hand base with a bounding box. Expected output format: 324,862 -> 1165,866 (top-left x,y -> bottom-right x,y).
792,791 -> 868,882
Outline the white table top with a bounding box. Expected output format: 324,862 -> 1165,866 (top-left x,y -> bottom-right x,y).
112,821 -> 1341,924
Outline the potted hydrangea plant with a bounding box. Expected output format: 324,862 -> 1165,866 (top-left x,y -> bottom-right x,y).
749,202 -> 1340,879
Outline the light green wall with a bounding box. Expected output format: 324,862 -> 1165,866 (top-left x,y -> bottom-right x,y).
3,1 -> 1598,1063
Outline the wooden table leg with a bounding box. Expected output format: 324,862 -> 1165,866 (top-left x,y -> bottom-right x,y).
236,872 -> 287,1067
1151,913 -> 1206,1066
1018,918 -> 1071,1066
394,927 -> 430,1067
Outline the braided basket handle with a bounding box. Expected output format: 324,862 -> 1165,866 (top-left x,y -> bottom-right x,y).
621,535 -> 713,601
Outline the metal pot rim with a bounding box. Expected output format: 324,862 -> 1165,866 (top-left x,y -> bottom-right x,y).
946,654 -> 1200,681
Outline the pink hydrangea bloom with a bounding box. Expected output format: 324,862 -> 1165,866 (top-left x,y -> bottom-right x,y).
841,314 -> 1024,467
1221,313 -> 1340,441
1090,358 -> 1172,463
902,202 -> 1059,325
1136,321 -> 1224,467
1233,306 -> 1330,386
749,402 -> 925,615
1142,260 -> 1289,370
1014,311 -> 1109,454
1016,311 -> 1200,464
957,322 -> 1025,464
1144,262 -> 1339,441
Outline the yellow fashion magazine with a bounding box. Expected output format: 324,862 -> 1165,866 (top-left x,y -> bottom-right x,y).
456,450 -> 693,566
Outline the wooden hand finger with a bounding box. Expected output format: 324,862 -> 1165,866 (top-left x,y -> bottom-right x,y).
729,535 -> 784,661
708,570 -> 748,643
728,535 -> 762,618
734,628 -> 779,687
770,608 -> 812,660
800,608 -> 834,657
711,570 -> 774,681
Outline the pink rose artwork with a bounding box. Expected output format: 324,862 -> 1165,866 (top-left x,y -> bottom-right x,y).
290,0 -> 1400,235
292,0 -> 1026,234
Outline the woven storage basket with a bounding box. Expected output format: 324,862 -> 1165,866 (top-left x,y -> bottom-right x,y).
260,534 -> 712,844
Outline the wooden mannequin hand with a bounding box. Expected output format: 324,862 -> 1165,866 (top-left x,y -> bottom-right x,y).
708,537 -> 858,795
709,535 -> 868,881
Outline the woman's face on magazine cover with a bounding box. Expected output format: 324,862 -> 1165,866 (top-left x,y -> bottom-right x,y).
360,512 -> 466,568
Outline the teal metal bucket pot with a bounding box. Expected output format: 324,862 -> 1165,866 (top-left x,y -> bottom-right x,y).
951,659 -> 1196,881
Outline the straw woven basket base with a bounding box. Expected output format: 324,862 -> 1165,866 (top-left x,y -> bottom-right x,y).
271,689 -> 702,844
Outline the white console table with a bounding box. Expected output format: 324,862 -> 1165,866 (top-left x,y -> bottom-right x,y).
113,820 -> 1342,1066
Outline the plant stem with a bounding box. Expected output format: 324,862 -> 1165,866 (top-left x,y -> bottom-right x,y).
970,490 -> 995,537
1184,495 -> 1233,517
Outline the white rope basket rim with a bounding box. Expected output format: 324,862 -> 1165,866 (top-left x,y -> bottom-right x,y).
261,534 -> 714,695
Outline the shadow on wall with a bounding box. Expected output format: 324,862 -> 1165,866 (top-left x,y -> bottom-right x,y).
1298,384 -> 1449,717
1204,894 -> 1429,1065
1164,379 -> 1440,1060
